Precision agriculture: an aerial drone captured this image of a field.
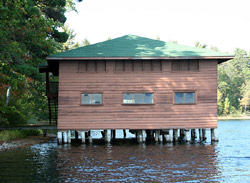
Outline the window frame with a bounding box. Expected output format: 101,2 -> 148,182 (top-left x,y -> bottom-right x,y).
80,92 -> 103,106
122,92 -> 155,105
173,91 -> 197,105
171,60 -> 199,72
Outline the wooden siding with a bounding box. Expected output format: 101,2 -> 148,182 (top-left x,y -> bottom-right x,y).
58,60 -> 218,130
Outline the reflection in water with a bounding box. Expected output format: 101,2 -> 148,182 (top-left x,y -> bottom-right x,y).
57,143 -> 220,182
1,120 -> 250,182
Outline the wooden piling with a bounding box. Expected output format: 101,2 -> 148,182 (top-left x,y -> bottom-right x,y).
80,131 -> 85,144
67,130 -> 71,144
75,130 -> 79,140
142,130 -> 147,142
63,131 -> 68,144
199,129 -> 203,141
105,129 -> 111,143
173,129 -> 178,142
202,129 -> 207,141
191,129 -> 196,141
57,131 -> 62,145
180,129 -> 185,141
155,130 -> 160,142
211,128 -> 219,142
137,131 -> 143,143
88,130 -> 93,143
112,130 -> 116,139
123,129 -> 127,138
185,129 -> 191,142
163,129 -> 173,143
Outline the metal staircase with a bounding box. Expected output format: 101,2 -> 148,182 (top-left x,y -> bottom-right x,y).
47,82 -> 59,125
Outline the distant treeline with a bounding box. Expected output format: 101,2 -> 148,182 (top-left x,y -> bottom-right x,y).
218,49 -> 250,116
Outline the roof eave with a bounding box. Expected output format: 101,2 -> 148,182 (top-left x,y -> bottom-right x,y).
46,56 -> 234,61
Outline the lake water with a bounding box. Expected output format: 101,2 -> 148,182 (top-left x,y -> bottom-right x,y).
1,120 -> 250,182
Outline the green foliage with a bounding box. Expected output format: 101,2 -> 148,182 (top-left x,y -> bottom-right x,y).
0,0 -> 78,126
21,129 -> 42,136
223,98 -> 230,115
83,38 -> 90,46
0,130 -> 25,142
218,48 -> 250,116
195,41 -> 207,49
0,129 -> 42,142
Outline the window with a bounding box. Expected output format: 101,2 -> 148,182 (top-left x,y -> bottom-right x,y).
123,93 -> 154,104
171,60 -> 199,71
81,93 -> 102,105
174,92 -> 195,104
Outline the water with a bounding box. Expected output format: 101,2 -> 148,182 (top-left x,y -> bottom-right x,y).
1,120 -> 250,182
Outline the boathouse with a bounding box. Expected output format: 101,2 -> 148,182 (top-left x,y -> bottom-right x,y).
39,35 -> 233,144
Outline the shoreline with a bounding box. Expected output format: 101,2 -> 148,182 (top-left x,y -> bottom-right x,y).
218,115 -> 250,120
0,136 -> 55,152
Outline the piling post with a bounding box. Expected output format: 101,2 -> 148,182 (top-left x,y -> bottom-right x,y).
142,130 -> 147,142
57,131 -> 63,145
199,129 -> 203,141
63,131 -> 68,144
191,129 -> 196,141
75,130 -> 79,140
202,129 -> 207,141
80,131 -> 86,144
137,131 -> 143,143
67,130 -> 71,144
112,130 -> 116,139
123,129 -> 127,138
173,129 -> 178,142
211,128 -> 219,142
180,129 -> 185,141
185,129 -> 191,142
88,130 -> 93,144
155,130 -> 160,142
105,129 -> 111,143
146,130 -> 154,142
163,129 -> 173,143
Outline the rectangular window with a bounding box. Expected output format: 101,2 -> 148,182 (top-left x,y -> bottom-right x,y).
123,93 -> 154,104
174,92 -> 195,104
82,93 -> 102,105
171,60 -> 199,71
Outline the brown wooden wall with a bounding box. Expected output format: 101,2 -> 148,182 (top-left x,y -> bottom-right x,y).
58,59 -> 218,130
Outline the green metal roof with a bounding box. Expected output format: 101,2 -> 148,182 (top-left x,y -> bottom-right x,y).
47,35 -> 233,59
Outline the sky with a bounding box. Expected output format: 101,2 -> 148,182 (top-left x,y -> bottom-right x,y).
65,0 -> 250,53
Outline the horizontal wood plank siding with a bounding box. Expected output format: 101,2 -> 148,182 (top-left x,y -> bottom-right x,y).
58,60 -> 218,130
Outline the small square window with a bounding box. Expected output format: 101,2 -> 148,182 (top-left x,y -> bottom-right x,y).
144,93 -> 154,104
175,93 -> 184,104
123,93 -> 133,104
134,93 -> 144,104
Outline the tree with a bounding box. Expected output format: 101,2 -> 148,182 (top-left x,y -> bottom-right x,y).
0,0 -> 80,126
62,24 -> 80,51
82,38 -> 90,46
218,47 -> 250,115
223,98 -> 231,115
195,41 -> 207,48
